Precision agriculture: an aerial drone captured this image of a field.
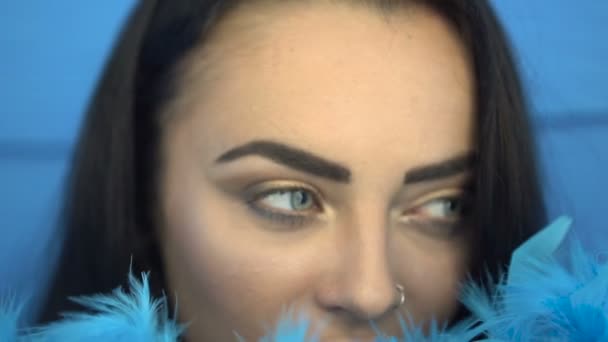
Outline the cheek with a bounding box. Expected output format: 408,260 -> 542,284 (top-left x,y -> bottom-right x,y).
394,238 -> 470,321
161,180 -> 324,335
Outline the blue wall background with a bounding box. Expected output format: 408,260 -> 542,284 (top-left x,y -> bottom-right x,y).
1,0 -> 607,322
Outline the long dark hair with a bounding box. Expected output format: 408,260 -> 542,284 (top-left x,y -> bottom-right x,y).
38,0 -> 546,326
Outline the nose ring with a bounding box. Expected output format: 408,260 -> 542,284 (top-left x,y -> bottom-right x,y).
395,283 -> 405,307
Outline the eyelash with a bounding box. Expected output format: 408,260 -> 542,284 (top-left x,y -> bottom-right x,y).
247,187 -> 472,232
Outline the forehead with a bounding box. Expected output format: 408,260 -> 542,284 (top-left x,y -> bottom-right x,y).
169,1 -> 475,170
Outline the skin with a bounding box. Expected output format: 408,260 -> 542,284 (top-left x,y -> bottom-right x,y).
159,1 -> 475,341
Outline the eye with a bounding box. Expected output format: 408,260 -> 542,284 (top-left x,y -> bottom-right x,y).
401,194 -> 472,237
257,188 -> 318,212
245,186 -> 323,228
413,197 -> 467,220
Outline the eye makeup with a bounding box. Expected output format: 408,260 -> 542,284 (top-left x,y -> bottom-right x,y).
242,181 -> 324,229
239,180 -> 474,234
399,191 -> 473,237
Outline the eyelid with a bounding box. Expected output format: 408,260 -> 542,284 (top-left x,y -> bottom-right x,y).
399,189 -> 472,223
405,188 -> 470,210
244,181 -> 324,212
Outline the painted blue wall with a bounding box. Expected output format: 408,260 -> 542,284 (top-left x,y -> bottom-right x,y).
0,0 -> 138,321
1,1 -> 606,323
490,0 -> 608,252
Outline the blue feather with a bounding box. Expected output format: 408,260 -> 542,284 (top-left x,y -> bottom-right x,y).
371,312 -> 484,342
21,271 -> 185,342
2,216 -> 607,341
260,307 -> 484,342
461,216 -> 608,342
255,305 -> 326,342
0,293 -> 22,342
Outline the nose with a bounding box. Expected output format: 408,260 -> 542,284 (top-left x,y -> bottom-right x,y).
315,212 -> 400,322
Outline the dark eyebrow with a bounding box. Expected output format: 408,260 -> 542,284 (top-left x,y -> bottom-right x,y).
215,140 -> 351,183
404,153 -> 475,184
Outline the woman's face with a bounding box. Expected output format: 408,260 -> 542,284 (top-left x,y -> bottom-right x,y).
159,2 -> 475,341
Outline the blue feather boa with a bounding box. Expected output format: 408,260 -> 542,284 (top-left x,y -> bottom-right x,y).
2,216 -> 606,341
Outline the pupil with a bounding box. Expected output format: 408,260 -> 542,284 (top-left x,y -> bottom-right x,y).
446,199 -> 460,213
292,191 -> 309,209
